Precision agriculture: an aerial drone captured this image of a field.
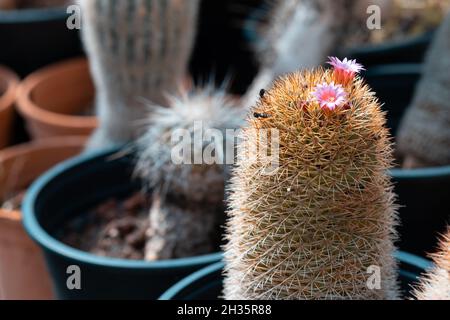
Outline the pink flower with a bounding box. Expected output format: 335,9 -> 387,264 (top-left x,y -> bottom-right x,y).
311,82 -> 348,111
327,57 -> 365,84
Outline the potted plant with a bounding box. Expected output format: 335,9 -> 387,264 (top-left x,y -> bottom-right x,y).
413,228 -> 449,300
244,0 -> 449,73
0,136 -> 84,300
21,147 -> 224,299
159,252 -> 433,300
381,14 -> 450,257
0,0 -> 82,77
0,65 -> 19,149
16,57 -> 97,139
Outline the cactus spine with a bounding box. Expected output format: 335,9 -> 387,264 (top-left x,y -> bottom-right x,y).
224,58 -> 399,300
135,86 -> 244,260
413,229 -> 450,300
79,0 -> 200,149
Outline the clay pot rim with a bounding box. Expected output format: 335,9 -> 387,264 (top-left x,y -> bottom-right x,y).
16,57 -> 98,130
0,136 -> 87,223
0,65 -> 19,113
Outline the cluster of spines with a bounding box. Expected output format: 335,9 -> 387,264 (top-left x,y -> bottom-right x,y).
224,58 -> 399,300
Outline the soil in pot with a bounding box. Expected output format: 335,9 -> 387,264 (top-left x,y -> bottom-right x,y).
0,137 -> 84,300
60,192 -> 151,260
0,0 -> 72,10
0,65 -> 19,149
16,57 -> 97,139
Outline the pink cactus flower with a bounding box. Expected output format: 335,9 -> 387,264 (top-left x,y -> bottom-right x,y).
311,82 -> 348,111
327,57 -> 365,84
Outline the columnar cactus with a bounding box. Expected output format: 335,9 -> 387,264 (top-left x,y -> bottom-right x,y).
224,58 -> 400,300
413,228 -> 450,300
135,86 -> 244,260
79,0 -> 200,149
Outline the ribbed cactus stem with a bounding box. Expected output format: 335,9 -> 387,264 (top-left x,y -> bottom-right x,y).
414,228 -> 450,300
80,0 -> 200,149
225,58 -> 399,300
135,87 -> 244,260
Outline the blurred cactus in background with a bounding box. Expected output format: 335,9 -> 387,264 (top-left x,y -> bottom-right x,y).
413,228 -> 450,300
0,0 -> 71,9
242,0 -> 348,108
397,13 -> 450,168
224,58 -> 400,300
134,86 -> 244,260
79,0 -> 200,149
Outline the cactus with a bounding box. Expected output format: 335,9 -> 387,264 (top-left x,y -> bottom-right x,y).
242,0 -> 354,109
413,228 -> 450,300
79,0 -> 200,149
224,57 -> 400,300
135,86 -> 244,260
242,0 -> 392,109
397,13 -> 450,167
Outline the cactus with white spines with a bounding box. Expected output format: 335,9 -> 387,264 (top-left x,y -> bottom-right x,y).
79,0 -> 200,149
413,229 -> 450,300
135,86 -> 244,260
224,57 -> 400,300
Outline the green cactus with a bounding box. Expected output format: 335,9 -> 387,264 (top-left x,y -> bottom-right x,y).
224,58 -> 400,300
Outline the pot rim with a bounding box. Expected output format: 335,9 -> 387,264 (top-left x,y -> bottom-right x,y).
0,5 -> 70,24
23,148 -> 223,270
0,65 -> 19,113
159,252 -> 433,300
0,209 -> 21,222
348,31 -> 434,55
364,63 -> 423,77
243,3 -> 435,54
0,136 -> 87,222
16,57 -> 98,130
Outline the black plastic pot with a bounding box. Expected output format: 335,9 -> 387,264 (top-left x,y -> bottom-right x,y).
160,252 -> 432,300
22,149 -> 222,300
364,64 -> 450,256
0,7 -> 83,77
391,166 -> 450,256
243,4 -> 435,68
346,32 -> 435,67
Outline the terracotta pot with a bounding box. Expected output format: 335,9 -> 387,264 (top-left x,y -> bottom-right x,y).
0,136 -> 85,300
16,58 -> 97,139
0,66 -> 19,149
